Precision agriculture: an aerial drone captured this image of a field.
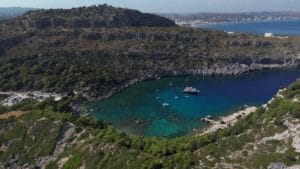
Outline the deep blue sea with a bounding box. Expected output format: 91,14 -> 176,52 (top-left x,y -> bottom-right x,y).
196,20 -> 300,35
87,69 -> 300,138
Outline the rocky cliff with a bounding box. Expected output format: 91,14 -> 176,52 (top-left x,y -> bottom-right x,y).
0,5 -> 299,98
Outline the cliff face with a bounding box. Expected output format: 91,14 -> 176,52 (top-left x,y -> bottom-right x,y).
0,5 -> 299,98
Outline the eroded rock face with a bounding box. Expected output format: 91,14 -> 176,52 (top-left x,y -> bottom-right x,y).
0,5 -> 298,99
226,39 -> 271,47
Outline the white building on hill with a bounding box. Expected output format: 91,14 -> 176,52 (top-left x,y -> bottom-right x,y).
264,32 -> 274,37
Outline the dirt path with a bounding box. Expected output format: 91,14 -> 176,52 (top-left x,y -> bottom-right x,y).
0,111 -> 25,120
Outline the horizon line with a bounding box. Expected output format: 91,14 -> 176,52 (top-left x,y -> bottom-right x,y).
0,5 -> 300,14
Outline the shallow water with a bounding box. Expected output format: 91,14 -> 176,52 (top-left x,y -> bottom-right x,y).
86,68 -> 300,138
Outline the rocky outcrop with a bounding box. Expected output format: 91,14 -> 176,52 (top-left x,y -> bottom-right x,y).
36,122 -> 76,168
79,61 -> 299,101
268,163 -> 300,169
226,39 -> 271,47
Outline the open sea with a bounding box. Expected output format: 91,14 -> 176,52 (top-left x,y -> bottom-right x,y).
196,20 -> 300,35
87,20 -> 300,138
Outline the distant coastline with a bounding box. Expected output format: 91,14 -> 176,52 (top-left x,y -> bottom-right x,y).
193,19 -> 300,36
160,11 -> 300,29
188,18 -> 300,27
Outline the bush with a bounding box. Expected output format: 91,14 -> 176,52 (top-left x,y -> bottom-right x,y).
76,115 -> 106,129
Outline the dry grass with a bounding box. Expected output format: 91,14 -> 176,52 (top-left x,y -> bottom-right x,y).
0,111 -> 25,120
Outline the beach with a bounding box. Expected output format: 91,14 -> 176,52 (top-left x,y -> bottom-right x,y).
199,106 -> 257,135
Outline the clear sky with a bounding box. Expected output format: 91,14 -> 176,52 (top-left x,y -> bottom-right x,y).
0,0 -> 299,13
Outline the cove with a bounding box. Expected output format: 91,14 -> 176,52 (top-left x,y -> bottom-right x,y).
86,68 -> 300,138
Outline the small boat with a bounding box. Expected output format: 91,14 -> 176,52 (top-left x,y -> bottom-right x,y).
162,103 -> 169,107
182,87 -> 200,94
174,96 -> 178,99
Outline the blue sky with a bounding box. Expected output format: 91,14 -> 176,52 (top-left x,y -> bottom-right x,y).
0,0 -> 299,13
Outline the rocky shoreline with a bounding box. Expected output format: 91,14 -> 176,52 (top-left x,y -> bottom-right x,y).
83,62 -> 299,101
197,106 -> 258,135
71,63 -> 299,120
195,86 -> 292,135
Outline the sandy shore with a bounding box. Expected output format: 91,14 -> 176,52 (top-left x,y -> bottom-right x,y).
198,106 -> 257,135
197,88 -> 289,135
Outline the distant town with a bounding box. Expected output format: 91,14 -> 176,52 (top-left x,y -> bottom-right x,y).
1,7 -> 300,26
160,11 -> 300,27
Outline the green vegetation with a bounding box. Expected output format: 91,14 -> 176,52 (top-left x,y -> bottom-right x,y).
0,5 -> 298,99
0,94 -> 8,101
1,80 -> 300,168
62,150 -> 82,169
0,118 -> 62,165
0,5 -> 300,169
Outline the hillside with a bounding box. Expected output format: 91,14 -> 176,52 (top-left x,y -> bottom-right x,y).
14,5 -> 176,29
0,5 -> 299,98
0,5 -> 300,169
0,79 -> 300,169
0,5 -> 299,99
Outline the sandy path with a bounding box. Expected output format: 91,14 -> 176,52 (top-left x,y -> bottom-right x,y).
0,111 -> 26,120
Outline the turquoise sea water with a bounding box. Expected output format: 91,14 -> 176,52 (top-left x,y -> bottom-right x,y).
87,68 -> 300,138
196,20 -> 300,35
87,20 -> 300,138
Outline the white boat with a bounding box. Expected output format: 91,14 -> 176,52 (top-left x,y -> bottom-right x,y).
162,103 -> 169,107
182,87 -> 200,94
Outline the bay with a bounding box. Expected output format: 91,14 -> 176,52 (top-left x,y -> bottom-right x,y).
86,68 -> 300,138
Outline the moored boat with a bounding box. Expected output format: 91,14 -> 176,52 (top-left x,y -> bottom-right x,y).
182,87 -> 200,94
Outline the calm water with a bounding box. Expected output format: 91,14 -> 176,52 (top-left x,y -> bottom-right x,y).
86,68 -> 300,138
196,20 -> 300,35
